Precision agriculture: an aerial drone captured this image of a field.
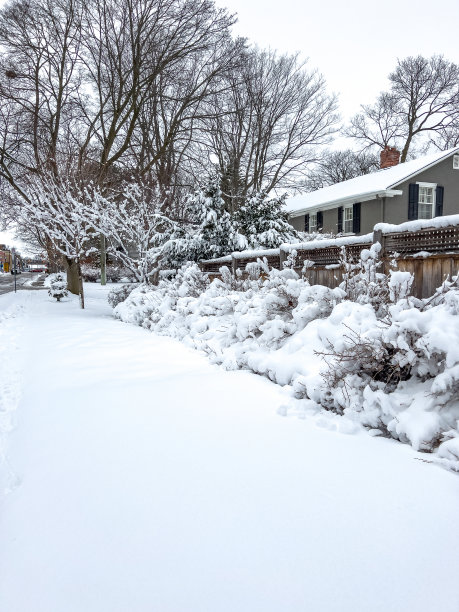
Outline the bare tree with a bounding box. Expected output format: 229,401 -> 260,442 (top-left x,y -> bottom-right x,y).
0,0 -> 83,186
201,49 -> 338,209
346,55 -> 459,162
430,118 -> 459,151
0,0 -> 239,290
302,149 -> 380,191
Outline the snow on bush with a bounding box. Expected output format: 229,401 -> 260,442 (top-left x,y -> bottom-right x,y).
81,263 -> 100,282
112,257 -> 459,471
45,272 -> 68,302
107,284 -> 137,308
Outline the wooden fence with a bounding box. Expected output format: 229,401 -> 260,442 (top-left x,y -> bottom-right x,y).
200,223 -> 459,299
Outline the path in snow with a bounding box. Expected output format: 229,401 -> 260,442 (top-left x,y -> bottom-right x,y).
1,285 -> 459,612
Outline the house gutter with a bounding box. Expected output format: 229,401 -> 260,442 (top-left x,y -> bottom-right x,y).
288,189 -> 403,218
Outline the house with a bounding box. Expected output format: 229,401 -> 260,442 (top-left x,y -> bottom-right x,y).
0,245 -> 11,272
287,146 -> 459,235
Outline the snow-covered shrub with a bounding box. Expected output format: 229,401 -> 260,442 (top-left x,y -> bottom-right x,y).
114,263 -> 210,329
316,276 -> 459,456
81,263 -> 100,282
106,265 -> 136,283
107,284 -> 137,308
45,272 -> 68,302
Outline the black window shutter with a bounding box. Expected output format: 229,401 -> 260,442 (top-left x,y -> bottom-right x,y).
317,211 -> 323,230
408,183 -> 419,220
337,207 -> 343,233
435,186 -> 444,216
352,202 -> 361,234
304,214 -> 309,232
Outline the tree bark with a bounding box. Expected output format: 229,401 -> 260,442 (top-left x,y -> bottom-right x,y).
65,257 -> 80,295
77,259 -> 85,309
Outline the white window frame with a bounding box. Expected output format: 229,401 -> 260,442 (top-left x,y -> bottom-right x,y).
343,205 -> 353,233
309,212 -> 317,233
417,182 -> 436,220
453,154 -> 459,170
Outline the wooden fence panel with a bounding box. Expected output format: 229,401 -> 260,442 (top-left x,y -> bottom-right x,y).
200,224 -> 459,298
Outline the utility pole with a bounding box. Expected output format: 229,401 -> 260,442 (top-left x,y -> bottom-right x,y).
12,248 -> 17,293
100,234 -> 106,285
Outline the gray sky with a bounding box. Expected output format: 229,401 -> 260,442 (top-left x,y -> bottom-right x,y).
220,0 -> 459,120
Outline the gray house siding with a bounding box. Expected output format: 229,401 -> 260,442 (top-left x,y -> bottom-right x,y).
290,215 -> 305,232
322,209 -> 338,233
288,153 -> 459,236
360,199 -> 381,233
385,155 -> 458,223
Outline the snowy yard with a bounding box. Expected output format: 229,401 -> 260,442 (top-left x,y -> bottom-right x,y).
1,284 -> 459,612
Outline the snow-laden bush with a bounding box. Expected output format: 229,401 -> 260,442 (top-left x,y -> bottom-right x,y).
81,263 -> 100,282
115,260 -> 343,367
315,276 -> 459,458
45,272 -> 68,302
107,284 -> 137,308
114,263 -> 210,329
106,265 -> 136,283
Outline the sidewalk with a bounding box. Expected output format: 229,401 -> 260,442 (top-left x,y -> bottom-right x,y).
1,285 -> 459,612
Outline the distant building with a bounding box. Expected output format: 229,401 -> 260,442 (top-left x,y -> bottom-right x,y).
0,245 -> 11,272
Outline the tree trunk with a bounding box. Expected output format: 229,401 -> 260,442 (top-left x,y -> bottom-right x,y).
65,257 -> 80,295
100,234 -> 106,285
77,259 -> 85,309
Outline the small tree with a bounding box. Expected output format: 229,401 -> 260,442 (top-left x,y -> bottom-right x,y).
235,192 -> 302,249
303,149 -> 380,191
46,272 -> 68,302
19,176 -> 98,308
92,182 -> 181,284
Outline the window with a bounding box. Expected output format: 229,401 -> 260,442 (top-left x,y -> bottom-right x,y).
344,205 -> 353,233
453,154 -> 459,170
418,184 -> 436,220
309,212 -> 317,232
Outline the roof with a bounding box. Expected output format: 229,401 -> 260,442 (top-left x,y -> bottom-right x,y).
287,146 -> 459,217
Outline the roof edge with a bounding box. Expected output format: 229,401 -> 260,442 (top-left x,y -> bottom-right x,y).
288,189 -> 402,218
389,147 -> 459,189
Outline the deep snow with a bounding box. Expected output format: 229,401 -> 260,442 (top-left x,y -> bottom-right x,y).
1,284 -> 459,612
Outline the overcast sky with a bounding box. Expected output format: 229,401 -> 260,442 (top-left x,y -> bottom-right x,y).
220,0 -> 459,120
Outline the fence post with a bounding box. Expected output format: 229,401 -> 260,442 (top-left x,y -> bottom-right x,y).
279,246 -> 287,269
373,228 -> 387,274
231,253 -> 237,276
373,229 -> 385,256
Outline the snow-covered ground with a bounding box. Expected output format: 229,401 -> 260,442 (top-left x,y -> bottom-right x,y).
1,284 -> 459,612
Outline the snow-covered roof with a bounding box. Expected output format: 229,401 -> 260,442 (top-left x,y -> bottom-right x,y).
287,147 -> 459,217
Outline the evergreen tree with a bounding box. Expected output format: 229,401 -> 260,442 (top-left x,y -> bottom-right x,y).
162,176 -> 247,266
46,272 -> 68,302
235,192 -> 301,249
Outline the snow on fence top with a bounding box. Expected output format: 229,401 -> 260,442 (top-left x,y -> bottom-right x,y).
233,248 -> 280,260
280,233 -> 373,253
374,214 -> 459,234
200,215 -> 459,273
201,254 -> 233,264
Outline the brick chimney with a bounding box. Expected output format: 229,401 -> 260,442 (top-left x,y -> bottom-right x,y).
380,146 -> 400,169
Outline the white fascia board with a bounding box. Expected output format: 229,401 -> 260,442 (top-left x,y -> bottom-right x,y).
288,189 -> 403,218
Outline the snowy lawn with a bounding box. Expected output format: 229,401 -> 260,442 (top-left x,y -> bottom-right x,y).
1,284 -> 459,612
